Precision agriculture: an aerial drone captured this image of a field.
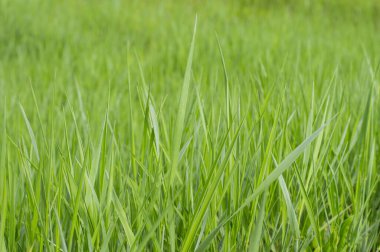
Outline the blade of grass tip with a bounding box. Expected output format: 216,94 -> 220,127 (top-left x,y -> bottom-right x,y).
89,115 -> 106,185
30,85 -> 49,150
179,137 -> 192,162
137,58 -> 160,159
195,87 -> 211,149
19,104 -> 40,162
75,81 -> 88,126
169,15 -> 197,186
66,99 -> 85,163
149,100 -> 160,159
216,34 -> 230,128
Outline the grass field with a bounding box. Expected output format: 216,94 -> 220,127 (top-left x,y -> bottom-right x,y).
1,0 -> 380,251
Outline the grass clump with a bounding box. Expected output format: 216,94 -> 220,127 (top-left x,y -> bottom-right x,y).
0,0 -> 379,251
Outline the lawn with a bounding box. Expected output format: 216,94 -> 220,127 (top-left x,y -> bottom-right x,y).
0,0 -> 379,251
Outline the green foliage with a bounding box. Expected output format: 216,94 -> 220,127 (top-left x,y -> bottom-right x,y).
0,0 -> 379,251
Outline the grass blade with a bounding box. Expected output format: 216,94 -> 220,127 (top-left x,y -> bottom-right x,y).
19,104 -> 40,162
169,16 -> 197,185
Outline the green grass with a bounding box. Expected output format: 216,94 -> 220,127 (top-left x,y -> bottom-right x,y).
1,0 -> 380,251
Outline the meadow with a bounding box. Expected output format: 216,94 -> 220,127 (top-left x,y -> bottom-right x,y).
0,0 -> 379,251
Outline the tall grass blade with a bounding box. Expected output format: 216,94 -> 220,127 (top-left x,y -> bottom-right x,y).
19,104 -> 40,162
169,16 -> 197,185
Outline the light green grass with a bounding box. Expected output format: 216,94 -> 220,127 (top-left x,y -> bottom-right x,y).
0,0 -> 379,251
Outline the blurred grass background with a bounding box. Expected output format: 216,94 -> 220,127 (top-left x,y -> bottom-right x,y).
1,0 -> 379,129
